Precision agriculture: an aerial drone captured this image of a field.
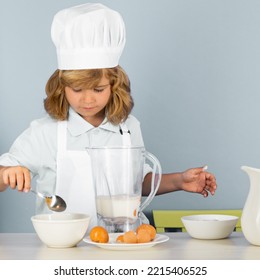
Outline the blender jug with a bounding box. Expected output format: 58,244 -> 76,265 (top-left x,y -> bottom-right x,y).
87,146 -> 162,233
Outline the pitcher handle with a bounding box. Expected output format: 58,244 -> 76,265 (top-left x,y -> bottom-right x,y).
139,151 -> 162,212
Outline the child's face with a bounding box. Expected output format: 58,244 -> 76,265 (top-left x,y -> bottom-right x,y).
65,75 -> 111,126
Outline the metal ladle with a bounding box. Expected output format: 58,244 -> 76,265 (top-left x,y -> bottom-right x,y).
31,189 -> 67,212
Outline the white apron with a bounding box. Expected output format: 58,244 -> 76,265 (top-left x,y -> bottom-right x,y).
55,121 -> 131,230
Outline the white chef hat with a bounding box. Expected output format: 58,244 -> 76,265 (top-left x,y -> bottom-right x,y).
51,3 -> 126,70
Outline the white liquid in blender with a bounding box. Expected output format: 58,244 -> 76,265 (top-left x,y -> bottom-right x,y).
96,195 -> 141,219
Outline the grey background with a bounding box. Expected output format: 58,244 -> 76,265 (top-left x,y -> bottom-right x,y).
1,0 -> 260,232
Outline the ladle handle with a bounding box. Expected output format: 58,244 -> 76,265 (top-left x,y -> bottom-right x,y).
139,151 -> 162,212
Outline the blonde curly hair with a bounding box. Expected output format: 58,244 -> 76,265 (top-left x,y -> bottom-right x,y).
44,66 -> 134,125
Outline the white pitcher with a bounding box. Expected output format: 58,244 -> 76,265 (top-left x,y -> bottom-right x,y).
87,146 -> 162,233
241,166 -> 260,246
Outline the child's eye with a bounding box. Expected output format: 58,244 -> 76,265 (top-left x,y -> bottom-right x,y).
94,88 -> 104,93
72,88 -> 82,93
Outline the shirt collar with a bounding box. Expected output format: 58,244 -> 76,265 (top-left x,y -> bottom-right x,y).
67,108 -> 119,136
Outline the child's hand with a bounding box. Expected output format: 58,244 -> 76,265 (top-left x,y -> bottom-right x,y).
181,166 -> 217,197
2,166 -> 31,192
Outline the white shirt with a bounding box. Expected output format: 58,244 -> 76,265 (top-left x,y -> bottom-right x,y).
0,108 -> 146,198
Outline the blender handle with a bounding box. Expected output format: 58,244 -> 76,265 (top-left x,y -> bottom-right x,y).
139,151 -> 162,212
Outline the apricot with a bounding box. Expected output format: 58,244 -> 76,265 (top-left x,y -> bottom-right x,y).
136,229 -> 152,243
123,230 -> 137,243
136,224 -> 156,240
90,226 -> 109,243
116,234 -> 124,243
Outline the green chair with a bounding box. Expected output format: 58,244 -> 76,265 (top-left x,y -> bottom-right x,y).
152,209 -> 242,233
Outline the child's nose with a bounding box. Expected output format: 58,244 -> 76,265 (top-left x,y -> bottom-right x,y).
82,90 -> 95,103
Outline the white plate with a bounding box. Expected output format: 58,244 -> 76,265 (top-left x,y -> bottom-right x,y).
83,233 -> 169,251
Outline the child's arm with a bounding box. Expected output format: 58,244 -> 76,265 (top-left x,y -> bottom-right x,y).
0,166 -> 31,192
142,167 -> 217,198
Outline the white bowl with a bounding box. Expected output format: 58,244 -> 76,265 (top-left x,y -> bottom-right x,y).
181,214 -> 239,240
31,213 -> 90,248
